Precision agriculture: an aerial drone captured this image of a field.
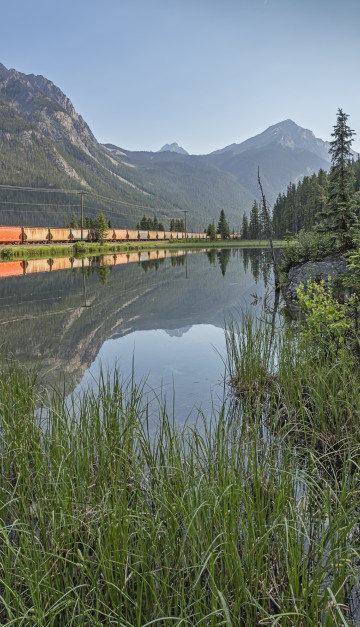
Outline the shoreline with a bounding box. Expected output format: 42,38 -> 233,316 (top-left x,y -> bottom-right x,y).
0,238 -> 283,262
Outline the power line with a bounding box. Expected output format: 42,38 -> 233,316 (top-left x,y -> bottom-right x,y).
0,184 -> 188,214
0,201 -> 80,207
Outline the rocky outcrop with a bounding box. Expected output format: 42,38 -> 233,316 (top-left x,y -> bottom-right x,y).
284,253 -> 348,301
0,63 -> 97,154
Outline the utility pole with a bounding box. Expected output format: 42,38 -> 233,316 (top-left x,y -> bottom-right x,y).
258,167 -> 279,289
181,210 -> 188,239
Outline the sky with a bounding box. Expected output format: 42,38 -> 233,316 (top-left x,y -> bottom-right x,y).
2,0 -> 360,155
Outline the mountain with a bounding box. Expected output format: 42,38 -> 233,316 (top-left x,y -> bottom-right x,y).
205,119 -> 331,205
211,119 -> 331,161
0,63 -> 332,230
158,142 -> 189,155
0,63 -> 254,230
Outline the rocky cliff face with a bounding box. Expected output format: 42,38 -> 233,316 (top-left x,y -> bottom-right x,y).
0,63 -> 97,154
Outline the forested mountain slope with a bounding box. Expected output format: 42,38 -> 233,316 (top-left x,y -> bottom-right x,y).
0,63 -> 332,230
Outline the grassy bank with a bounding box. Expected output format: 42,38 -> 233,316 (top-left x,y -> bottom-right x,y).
0,238 -> 283,262
1,309 -> 360,625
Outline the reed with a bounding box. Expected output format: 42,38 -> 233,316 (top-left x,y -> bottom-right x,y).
1,326 -> 360,624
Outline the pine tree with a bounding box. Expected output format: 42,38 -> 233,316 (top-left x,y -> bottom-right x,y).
70,214 -> 79,229
93,212 -> 109,242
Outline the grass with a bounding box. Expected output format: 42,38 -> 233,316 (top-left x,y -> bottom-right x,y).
0,239 -> 284,262
1,305 -> 360,625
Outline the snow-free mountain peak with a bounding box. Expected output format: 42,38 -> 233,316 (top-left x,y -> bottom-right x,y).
158,142 -> 189,155
211,119 -> 331,162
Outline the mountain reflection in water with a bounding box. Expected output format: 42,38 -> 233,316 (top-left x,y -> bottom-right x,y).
0,248 -> 275,421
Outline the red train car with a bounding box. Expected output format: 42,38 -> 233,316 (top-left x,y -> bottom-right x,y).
0,260 -> 25,277
0,226 -> 23,244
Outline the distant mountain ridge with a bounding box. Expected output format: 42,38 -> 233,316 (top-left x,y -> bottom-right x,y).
204,119 -> 331,203
211,119 -> 331,162
0,62 -> 332,229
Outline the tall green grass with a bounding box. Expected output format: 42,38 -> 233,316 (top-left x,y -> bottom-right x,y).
1,327 -> 360,624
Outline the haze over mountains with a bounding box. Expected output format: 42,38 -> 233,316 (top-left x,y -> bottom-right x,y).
0,63 -> 331,230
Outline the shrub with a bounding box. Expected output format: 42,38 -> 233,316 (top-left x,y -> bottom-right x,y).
281,229 -> 343,272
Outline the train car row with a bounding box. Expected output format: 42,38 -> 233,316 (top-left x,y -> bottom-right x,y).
0,225 -> 211,245
0,248 -> 204,279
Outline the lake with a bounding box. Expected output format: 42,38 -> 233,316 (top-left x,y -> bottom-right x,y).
0,247 -> 274,423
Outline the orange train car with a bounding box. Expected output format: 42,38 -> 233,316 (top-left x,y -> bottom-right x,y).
0,260 -> 25,277
0,226 -> 23,244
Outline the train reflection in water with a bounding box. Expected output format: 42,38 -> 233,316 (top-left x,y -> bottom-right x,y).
0,249 -> 206,279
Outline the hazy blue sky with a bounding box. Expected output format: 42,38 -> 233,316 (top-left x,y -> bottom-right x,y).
2,0 -> 360,154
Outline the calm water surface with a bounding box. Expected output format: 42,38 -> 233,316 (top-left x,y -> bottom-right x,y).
0,248 -> 274,423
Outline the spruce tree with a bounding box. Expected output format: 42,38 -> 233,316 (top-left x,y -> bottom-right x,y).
241,212 -> 249,240
318,108 -> 357,245
206,222 -> 216,240
216,209 -> 230,239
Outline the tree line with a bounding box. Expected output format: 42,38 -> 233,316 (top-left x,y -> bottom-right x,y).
271,135 -> 360,239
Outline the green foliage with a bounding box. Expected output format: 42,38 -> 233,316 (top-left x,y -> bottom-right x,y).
296,278 -> 354,352
136,214 -> 165,230
206,221 -> 216,240
216,208 -> 230,239
248,200 -> 262,239
240,211 -> 249,239
170,218 -> 184,232
95,265 -> 112,286
0,247 -> 14,260
317,109 -> 358,245
2,356 -> 360,624
281,229 -> 343,272
272,170 -> 328,238
93,212 -> 109,242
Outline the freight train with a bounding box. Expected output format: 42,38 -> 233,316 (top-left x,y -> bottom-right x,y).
0,225 -> 212,245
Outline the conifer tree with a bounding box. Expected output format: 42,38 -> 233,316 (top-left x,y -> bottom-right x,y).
318,108 -> 358,245
93,212 -> 109,242
216,209 -> 230,239
206,222 -> 216,240
249,201 -> 260,239
241,212 -> 249,240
